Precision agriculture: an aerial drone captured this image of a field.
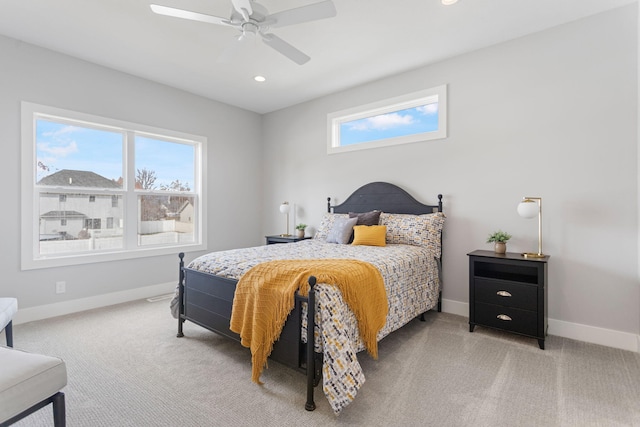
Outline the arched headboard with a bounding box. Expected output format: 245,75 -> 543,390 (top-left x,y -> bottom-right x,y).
328,182 -> 443,214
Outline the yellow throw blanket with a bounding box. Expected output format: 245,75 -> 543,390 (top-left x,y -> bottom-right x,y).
229,259 -> 388,384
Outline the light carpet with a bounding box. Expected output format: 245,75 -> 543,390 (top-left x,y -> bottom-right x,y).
6,298 -> 640,426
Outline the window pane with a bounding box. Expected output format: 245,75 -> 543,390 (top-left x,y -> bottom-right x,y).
138,195 -> 195,246
39,192 -> 123,255
339,102 -> 439,146
135,136 -> 194,192
36,119 -> 123,188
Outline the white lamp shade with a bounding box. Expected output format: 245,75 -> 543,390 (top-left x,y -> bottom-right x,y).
279,202 -> 290,214
517,200 -> 538,218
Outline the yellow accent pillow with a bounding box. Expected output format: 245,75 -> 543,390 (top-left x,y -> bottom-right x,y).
351,225 -> 387,246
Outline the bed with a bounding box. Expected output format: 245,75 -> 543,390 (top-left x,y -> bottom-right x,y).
173,182 -> 444,413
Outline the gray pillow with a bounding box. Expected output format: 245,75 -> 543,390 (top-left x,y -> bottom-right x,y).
349,210 -> 381,226
326,217 -> 358,244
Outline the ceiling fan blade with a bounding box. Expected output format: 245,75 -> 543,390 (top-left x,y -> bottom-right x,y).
230,0 -> 253,21
261,33 -> 310,65
267,0 -> 337,28
150,4 -> 232,26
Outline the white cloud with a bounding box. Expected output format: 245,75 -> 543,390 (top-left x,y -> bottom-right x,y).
349,112 -> 414,131
416,103 -> 438,115
37,141 -> 79,158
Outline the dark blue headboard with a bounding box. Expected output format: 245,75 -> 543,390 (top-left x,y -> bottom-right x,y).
328,182 -> 442,215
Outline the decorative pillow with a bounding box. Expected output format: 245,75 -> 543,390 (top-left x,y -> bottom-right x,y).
351,225 -> 387,246
326,217 -> 359,244
379,212 -> 445,255
348,210 -> 381,226
347,210 -> 381,243
314,213 -> 349,240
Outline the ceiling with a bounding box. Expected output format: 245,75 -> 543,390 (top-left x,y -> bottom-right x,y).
0,0 -> 635,114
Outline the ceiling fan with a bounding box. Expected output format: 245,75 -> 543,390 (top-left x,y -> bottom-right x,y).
150,0 -> 337,65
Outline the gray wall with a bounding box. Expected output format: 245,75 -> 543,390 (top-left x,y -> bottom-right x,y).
0,35 -> 263,309
262,6 -> 639,337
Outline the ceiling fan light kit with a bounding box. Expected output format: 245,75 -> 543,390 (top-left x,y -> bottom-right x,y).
150,0 -> 337,65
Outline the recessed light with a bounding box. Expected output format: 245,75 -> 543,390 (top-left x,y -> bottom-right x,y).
442,0 -> 458,5
254,75 -> 266,82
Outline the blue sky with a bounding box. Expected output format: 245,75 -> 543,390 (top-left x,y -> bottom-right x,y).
340,102 -> 439,146
36,119 -> 194,189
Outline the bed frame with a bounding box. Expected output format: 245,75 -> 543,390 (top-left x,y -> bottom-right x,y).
176,182 -> 443,411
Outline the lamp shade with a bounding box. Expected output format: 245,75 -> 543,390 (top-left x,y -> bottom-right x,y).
279,202 -> 290,214
517,199 -> 538,218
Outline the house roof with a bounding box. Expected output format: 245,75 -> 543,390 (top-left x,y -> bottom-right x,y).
37,170 -> 120,189
178,200 -> 192,213
40,210 -> 87,219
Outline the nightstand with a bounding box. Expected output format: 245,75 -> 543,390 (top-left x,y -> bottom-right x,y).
265,235 -> 311,245
468,250 -> 549,349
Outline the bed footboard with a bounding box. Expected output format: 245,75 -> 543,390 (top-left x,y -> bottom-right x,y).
305,276 -> 317,411
177,252 -> 185,338
177,253 -> 321,410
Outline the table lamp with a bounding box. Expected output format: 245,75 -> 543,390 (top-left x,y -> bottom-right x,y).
517,197 -> 545,258
279,201 -> 291,236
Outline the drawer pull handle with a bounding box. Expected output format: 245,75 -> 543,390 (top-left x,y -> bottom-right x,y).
497,314 -> 512,321
497,291 -> 512,297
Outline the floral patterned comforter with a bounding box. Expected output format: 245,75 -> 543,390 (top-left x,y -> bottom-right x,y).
187,239 -> 440,413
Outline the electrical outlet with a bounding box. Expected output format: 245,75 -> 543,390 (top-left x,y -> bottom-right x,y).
55,281 -> 66,294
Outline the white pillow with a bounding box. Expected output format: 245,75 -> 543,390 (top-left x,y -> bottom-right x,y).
314,213 -> 348,241
326,217 -> 358,244
379,212 -> 445,255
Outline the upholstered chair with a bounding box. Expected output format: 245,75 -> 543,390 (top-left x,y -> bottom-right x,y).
0,298 -> 18,347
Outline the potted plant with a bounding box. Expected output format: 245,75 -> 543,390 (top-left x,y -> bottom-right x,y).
295,223 -> 307,238
486,230 -> 512,254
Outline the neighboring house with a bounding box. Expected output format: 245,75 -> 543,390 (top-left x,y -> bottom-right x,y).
39,210 -> 86,240
175,200 -> 194,234
177,200 -> 193,224
37,170 -> 122,240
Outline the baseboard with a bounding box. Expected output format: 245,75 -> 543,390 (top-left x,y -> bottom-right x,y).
441,298 -> 468,317
441,300 -> 639,353
548,318 -> 639,353
13,282 -> 176,325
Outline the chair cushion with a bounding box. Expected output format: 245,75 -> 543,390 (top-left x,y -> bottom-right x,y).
0,346 -> 67,422
0,298 -> 17,330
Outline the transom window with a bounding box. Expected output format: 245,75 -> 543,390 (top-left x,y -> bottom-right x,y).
21,102 -> 207,269
327,85 -> 447,154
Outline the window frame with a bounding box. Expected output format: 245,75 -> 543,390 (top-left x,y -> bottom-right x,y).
327,85 -> 447,154
21,102 -> 207,270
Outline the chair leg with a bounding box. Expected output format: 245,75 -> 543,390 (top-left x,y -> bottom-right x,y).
0,392 -> 64,427
4,321 -> 12,347
52,392 -> 66,427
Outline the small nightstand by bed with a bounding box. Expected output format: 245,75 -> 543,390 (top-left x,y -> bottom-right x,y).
265,235 -> 312,245
468,250 -> 549,349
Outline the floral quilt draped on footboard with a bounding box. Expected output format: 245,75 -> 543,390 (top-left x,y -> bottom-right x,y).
185,239 -> 440,413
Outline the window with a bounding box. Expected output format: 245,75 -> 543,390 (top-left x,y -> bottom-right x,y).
21,102 -> 207,269
327,85 -> 447,154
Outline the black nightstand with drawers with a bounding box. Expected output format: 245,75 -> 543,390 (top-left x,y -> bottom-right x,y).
468,250 -> 549,349
265,235 -> 311,245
